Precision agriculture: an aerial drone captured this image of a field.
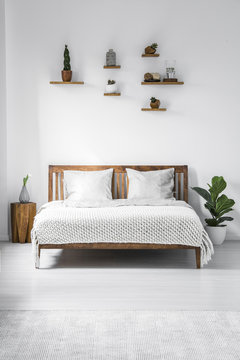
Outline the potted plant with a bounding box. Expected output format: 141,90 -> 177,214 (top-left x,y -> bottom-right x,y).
150,97 -> 160,109
105,80 -> 117,94
19,173 -> 32,203
145,43 -> 158,55
61,45 -> 72,82
192,176 -> 235,245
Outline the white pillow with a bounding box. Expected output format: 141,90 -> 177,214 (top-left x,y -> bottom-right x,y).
63,169 -> 113,203
126,168 -> 174,200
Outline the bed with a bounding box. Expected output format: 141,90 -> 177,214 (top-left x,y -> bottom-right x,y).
32,165 -> 213,269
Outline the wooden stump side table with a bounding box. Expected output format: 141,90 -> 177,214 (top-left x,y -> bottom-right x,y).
11,202 -> 36,243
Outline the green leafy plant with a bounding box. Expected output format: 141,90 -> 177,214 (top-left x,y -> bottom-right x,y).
23,173 -> 32,187
63,45 -> 71,71
107,80 -> 116,85
151,43 -> 158,50
192,176 -> 235,227
150,97 -> 157,103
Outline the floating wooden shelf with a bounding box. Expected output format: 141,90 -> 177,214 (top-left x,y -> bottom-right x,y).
141,108 -> 167,111
141,81 -> 184,85
103,66 -> 121,69
50,81 -> 84,84
142,54 -> 159,57
104,93 -> 121,96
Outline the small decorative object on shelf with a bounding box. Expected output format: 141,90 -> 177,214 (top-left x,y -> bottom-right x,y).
144,73 -> 153,81
105,79 -> 117,94
192,176 -> 235,245
164,60 -> 178,82
19,174 -> 31,203
144,43 -> 158,55
144,72 -> 161,82
150,97 -> 160,109
61,45 -> 72,82
152,73 -> 161,81
11,202 -> 36,243
106,49 -> 116,66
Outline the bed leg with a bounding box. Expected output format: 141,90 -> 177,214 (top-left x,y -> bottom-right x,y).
195,247 -> 201,269
35,247 -> 40,269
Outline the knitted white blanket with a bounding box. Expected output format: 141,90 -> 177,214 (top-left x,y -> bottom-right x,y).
32,200 -> 213,267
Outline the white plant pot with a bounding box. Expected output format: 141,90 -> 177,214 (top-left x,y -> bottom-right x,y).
105,84 -> 117,93
205,226 -> 226,245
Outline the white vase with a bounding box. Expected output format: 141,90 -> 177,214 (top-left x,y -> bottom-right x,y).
105,84 -> 117,93
19,185 -> 30,203
205,226 -> 226,245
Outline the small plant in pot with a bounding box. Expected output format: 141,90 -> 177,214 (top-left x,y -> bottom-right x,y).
192,176 -> 235,245
105,80 -> 117,94
61,45 -> 72,82
145,43 -> 158,54
150,97 -> 160,109
19,173 -> 32,203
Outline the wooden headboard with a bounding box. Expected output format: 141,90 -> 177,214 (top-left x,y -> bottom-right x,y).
48,165 -> 188,203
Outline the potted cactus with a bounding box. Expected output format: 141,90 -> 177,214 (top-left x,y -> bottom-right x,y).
150,97 -> 160,109
145,43 -> 158,55
61,45 -> 72,82
105,80 -> 117,94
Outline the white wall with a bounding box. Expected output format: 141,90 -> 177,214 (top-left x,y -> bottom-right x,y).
0,0 -> 8,240
4,0 -> 240,240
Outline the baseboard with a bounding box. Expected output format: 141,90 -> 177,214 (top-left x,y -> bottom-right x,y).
0,233 -> 9,241
226,236 -> 240,241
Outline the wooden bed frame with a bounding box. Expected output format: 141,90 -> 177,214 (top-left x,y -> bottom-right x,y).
37,165 -> 201,268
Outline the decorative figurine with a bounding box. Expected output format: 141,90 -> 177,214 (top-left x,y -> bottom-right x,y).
144,72 -> 160,82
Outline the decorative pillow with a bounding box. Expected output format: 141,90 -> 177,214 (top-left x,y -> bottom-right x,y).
126,168 -> 174,200
63,169 -> 113,203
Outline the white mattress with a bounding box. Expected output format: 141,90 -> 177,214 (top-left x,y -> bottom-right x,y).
32,199 -> 213,266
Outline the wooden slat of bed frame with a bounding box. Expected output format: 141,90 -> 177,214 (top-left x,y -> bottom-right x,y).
178,173 -> 181,200
60,172 -> 64,200
184,169 -> 188,203
55,173 -> 59,200
127,176 -> 129,196
116,173 -> 120,199
48,169 -> 53,202
48,165 -> 188,202
121,173 -> 125,199
112,173 -> 115,198
173,173 -> 176,199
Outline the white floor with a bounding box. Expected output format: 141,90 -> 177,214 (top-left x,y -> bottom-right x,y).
0,241 -> 240,311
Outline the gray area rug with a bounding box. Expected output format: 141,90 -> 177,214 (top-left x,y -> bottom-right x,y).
0,311 -> 239,360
